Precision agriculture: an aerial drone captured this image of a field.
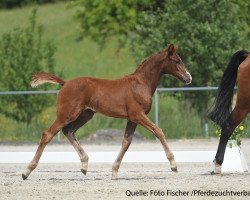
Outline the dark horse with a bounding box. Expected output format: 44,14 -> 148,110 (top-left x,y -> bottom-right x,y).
209,50 -> 250,174
22,44 -> 192,180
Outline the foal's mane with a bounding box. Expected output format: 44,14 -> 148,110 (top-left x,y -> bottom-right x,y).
133,48 -> 167,73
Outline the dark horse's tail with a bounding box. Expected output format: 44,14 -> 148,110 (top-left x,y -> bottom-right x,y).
208,50 -> 249,127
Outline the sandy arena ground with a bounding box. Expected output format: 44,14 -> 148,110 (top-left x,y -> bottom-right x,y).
1,139 -> 250,200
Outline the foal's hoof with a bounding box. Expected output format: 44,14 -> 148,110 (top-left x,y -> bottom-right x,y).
171,166 -> 178,173
22,173 -> 28,180
81,169 -> 87,175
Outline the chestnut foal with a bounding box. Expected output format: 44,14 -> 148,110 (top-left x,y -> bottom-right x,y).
22,44 -> 192,180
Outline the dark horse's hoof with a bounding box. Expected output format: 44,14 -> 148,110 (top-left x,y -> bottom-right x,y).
171,167 -> 178,172
22,173 -> 28,180
81,169 -> 87,175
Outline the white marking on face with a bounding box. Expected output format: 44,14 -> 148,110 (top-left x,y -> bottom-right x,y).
187,72 -> 192,80
186,72 -> 192,84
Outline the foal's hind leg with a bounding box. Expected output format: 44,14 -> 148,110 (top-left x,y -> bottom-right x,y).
112,120 -> 137,180
212,106 -> 248,174
22,118 -> 66,180
62,109 -> 94,175
131,113 -> 177,172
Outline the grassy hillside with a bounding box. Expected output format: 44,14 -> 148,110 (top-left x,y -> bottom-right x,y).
0,2 -> 136,79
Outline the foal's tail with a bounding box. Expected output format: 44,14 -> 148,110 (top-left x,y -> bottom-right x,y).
31,72 -> 66,88
208,50 -> 249,127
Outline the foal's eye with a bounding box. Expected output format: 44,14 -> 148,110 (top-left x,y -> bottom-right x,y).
170,56 -> 182,65
172,59 -> 181,64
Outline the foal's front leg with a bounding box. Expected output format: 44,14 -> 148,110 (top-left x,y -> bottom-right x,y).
112,120 -> 137,180
132,113 -> 177,172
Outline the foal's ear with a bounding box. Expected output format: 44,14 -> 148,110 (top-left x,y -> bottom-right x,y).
167,44 -> 176,57
174,45 -> 179,52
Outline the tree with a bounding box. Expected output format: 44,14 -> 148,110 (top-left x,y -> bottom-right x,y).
73,0 -> 250,132
0,9 -> 57,125
72,0 -> 163,47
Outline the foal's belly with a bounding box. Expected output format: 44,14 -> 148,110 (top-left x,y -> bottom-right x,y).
87,92 -> 128,119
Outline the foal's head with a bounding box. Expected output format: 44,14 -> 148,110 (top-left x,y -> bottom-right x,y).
162,44 -> 192,84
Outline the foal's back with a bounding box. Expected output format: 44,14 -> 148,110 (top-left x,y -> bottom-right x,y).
57,75 -> 149,118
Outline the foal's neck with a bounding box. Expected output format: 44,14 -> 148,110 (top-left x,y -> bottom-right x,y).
133,53 -> 165,95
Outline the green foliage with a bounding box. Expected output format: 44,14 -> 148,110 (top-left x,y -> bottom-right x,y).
0,9 -> 57,125
72,0 -> 164,47
215,124 -> 247,147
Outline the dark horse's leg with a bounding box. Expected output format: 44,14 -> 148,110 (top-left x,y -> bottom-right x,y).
112,120 -> 137,179
212,106 -> 248,174
62,109 -> 95,175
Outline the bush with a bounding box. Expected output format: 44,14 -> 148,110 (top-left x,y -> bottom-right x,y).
0,9 -> 57,125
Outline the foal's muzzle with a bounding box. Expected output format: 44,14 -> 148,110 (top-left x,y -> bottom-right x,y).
183,72 -> 192,85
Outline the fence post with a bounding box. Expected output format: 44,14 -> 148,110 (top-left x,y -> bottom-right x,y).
57,131 -> 61,142
155,90 -> 159,127
205,123 -> 209,137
